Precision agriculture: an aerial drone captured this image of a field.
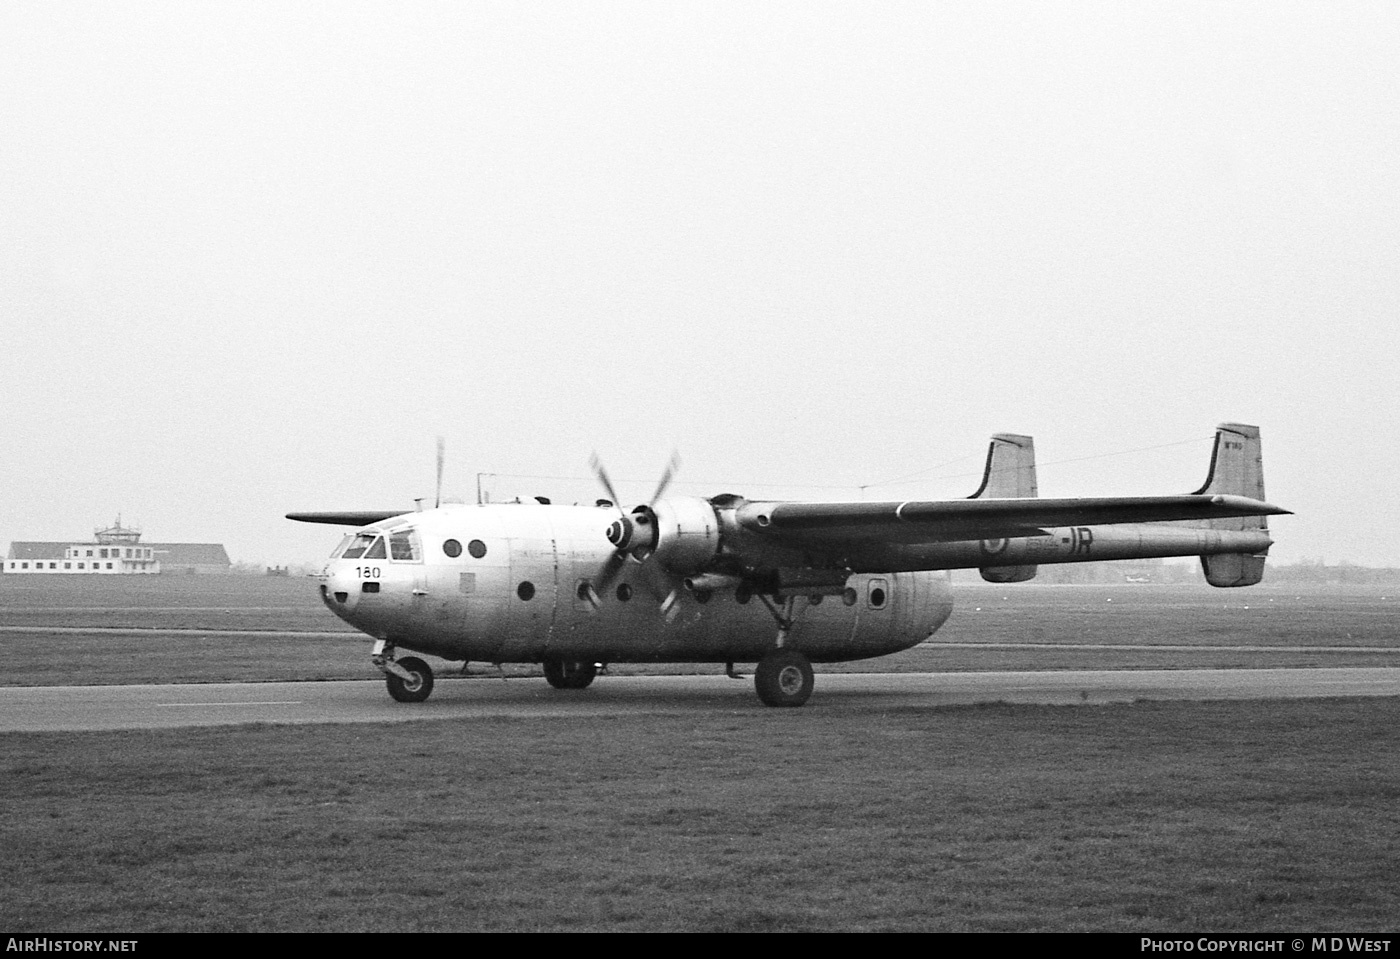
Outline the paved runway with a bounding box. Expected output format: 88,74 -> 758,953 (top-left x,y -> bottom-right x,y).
2,667 -> 1399,732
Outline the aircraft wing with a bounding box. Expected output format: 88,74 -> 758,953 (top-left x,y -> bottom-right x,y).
285,511 -> 409,527
734,494 -> 1290,545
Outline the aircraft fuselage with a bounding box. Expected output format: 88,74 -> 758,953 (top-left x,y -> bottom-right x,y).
318,502 -> 956,665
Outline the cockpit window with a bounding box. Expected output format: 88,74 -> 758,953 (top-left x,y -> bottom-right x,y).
388,528 -> 422,562
340,533 -> 382,560
330,534 -> 354,559
364,537 -> 387,559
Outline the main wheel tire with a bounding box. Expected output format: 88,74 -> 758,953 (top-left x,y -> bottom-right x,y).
754,650 -> 814,707
386,656 -> 434,703
543,659 -> 598,690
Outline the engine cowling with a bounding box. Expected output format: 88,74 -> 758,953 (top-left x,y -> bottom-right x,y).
647,496 -> 722,575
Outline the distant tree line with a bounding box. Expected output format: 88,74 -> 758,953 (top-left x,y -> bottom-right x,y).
1264,558 -> 1400,585
1026,558 -> 1400,585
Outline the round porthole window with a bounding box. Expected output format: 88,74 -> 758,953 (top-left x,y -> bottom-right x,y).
442,539 -> 462,558
468,539 -> 487,559
616,583 -> 632,602
842,587 -> 858,606
517,581 -> 535,601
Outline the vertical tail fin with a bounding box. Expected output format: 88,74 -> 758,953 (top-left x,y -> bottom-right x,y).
971,433 -> 1039,583
1192,423 -> 1268,518
969,433 -> 1038,500
1193,423 -> 1271,586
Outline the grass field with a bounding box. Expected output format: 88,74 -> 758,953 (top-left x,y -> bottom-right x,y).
2,697 -> 1397,932
2,575 -> 1398,932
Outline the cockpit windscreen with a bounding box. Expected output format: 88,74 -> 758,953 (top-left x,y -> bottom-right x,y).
340,533 -> 386,560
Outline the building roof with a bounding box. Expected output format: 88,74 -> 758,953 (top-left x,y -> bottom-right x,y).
7,542 -> 66,561
148,543 -> 231,566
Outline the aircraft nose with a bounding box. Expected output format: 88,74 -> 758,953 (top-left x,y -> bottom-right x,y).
321,565 -> 360,612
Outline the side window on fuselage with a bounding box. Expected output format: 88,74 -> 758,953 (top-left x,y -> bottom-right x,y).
867,578 -> 889,610
388,529 -> 422,562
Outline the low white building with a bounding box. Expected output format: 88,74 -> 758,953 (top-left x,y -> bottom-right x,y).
6,520 -> 160,574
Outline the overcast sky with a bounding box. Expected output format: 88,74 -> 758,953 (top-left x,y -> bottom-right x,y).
2,1 -> 1396,568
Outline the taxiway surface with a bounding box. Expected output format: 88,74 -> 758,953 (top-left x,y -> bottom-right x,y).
2,667 -> 1399,732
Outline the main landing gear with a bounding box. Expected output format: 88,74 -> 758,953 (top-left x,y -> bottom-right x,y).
543,659 -> 598,690
748,591 -> 815,707
369,645 -> 814,706
373,642 -> 435,703
754,649 -> 814,707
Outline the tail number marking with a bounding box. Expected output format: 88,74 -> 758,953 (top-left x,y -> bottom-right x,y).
1064,527 -> 1093,555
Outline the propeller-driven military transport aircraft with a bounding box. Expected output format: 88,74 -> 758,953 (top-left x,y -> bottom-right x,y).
289,423 -> 1287,707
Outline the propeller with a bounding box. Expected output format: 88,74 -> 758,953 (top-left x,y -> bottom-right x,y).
589,452 -> 683,617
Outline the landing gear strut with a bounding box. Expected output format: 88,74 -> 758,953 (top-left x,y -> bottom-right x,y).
754,649 -> 814,707
372,641 -> 435,703
543,659 -> 598,690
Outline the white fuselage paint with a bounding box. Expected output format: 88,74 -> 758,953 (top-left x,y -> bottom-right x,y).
317,503 -> 956,665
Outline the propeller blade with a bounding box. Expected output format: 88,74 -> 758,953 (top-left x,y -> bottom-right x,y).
594,549 -> 629,597
435,436 -> 445,508
580,581 -> 602,611
638,560 -> 681,620
589,452 -> 623,509
650,451 -> 681,505
660,589 -> 680,623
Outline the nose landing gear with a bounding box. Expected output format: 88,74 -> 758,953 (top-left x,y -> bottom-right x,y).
372,641 -> 435,703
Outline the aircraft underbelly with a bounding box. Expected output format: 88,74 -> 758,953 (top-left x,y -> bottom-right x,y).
460,569 -> 955,664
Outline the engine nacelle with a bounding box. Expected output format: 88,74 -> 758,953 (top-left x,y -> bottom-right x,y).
649,496 -> 722,575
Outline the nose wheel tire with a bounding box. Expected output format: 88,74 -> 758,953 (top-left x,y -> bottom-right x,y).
386,656 -> 435,703
543,659 -> 598,690
754,650 -> 814,707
